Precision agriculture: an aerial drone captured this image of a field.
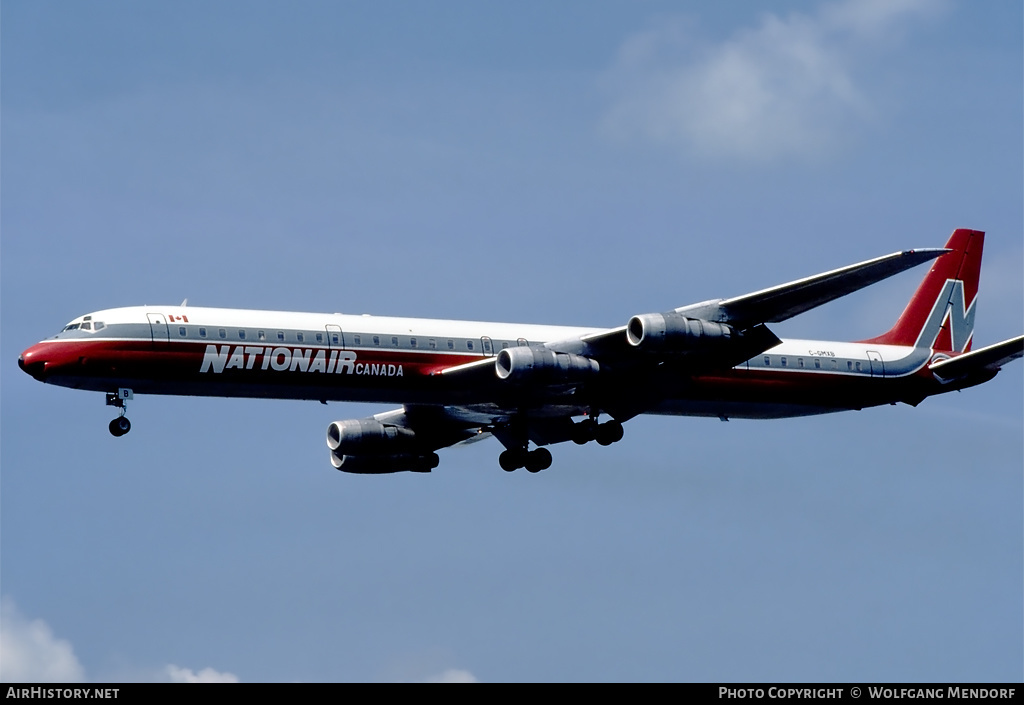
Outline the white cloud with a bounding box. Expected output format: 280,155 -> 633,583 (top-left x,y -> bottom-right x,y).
166,665 -> 240,683
0,596 -> 239,684
0,598 -> 86,683
423,668 -> 478,683
602,0 -> 944,163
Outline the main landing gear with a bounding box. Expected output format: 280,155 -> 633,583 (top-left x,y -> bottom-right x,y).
496,417 -> 554,473
570,417 -> 624,446
496,414 -> 626,473
499,446 -> 553,473
106,388 -> 133,437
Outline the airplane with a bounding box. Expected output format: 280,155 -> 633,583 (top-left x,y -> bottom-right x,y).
18,228 -> 1023,474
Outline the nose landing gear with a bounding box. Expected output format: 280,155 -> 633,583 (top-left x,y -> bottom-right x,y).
106,388 -> 133,437
108,416 -> 131,437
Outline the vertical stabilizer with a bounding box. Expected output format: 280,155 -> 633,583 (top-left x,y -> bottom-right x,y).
860,229 -> 983,352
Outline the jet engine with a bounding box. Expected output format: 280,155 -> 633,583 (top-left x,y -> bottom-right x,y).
495,346 -> 600,383
626,313 -> 735,352
327,418 -> 418,454
326,418 -> 436,473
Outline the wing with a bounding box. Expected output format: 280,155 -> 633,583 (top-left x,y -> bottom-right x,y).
672,247 -> 950,327
432,246 -> 951,416
324,402 -> 584,473
555,248 -> 949,362
327,246 -> 954,472
928,335 -> 1024,382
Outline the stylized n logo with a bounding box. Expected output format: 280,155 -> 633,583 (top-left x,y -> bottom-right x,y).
942,280 -> 976,353
916,280 -> 976,353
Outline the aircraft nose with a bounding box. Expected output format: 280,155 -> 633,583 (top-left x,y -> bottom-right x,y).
18,345 -> 48,381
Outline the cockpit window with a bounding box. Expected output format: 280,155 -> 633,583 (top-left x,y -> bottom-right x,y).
61,320 -> 105,333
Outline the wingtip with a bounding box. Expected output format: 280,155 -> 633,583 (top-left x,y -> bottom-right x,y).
903,247 -> 951,257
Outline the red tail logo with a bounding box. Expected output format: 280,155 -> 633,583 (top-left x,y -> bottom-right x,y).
861,229 -> 983,353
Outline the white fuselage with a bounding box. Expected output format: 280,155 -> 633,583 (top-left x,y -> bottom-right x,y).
20,305 -> 946,420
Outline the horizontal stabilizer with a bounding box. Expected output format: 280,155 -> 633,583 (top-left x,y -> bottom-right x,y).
675,248 -> 950,327
929,336 -> 1024,381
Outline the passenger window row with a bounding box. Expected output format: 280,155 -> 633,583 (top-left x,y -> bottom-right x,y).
175,326 -> 528,352
758,355 -> 867,373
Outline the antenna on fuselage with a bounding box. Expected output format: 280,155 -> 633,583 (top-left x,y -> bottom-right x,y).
180,298 -> 188,307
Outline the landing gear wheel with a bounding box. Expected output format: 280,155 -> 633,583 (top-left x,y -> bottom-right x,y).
572,418 -> 598,445
525,448 -> 552,473
109,416 -> 131,437
595,420 -> 624,446
499,450 -> 519,472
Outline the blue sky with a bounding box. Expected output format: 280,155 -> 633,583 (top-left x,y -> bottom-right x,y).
2,0 -> 1021,682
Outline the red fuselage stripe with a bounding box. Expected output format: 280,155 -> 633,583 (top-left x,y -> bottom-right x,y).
20,337 -> 943,413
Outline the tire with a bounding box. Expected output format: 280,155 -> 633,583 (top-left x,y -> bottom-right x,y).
525,448 -> 552,473
535,448 -> 552,470
572,419 -> 597,444
499,450 -> 519,472
595,420 -> 623,446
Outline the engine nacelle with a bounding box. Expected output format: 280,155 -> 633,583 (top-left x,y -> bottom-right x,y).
330,452 -> 440,474
495,346 -> 600,383
326,418 -> 418,454
626,313 -> 735,352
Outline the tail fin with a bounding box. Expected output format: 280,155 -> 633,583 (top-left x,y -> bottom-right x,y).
860,228 -> 983,352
